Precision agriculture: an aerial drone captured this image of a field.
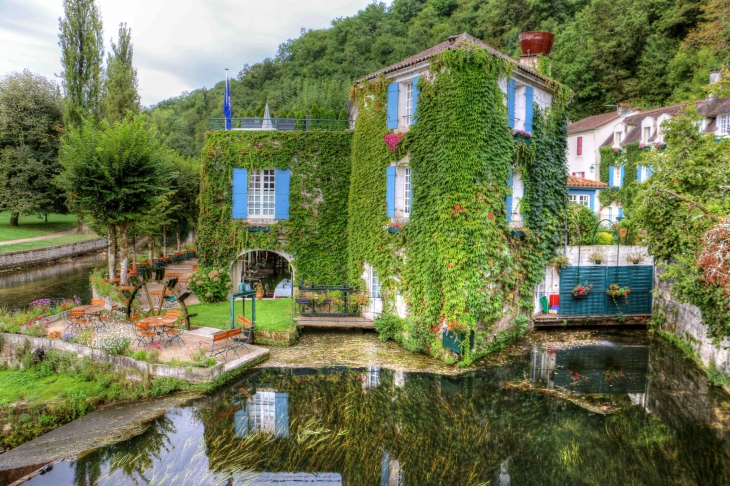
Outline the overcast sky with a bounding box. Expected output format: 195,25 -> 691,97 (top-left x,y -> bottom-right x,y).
0,0 -> 372,106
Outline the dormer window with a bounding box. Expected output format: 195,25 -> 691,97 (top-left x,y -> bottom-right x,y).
643,127 -> 651,144
404,82 -> 413,126
614,131 -> 623,147
720,114 -> 730,135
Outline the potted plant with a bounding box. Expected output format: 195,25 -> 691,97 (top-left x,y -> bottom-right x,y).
606,283 -> 631,306
572,282 -> 593,299
513,129 -> 533,144
388,222 -> 404,233
549,254 -> 570,272
626,252 -> 645,264
590,251 -> 605,265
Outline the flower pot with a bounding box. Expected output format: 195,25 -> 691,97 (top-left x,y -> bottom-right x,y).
593,260 -> 602,265
572,294 -> 588,299
519,31 -> 554,56
387,227 -> 402,233
632,261 -> 640,265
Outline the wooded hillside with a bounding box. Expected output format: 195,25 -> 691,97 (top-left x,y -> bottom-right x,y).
148,0 -> 729,157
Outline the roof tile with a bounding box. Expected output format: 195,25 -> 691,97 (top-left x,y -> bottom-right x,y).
567,112 -> 621,134
567,176 -> 608,188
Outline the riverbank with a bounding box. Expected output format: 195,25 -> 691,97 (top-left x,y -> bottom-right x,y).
0,237 -> 107,272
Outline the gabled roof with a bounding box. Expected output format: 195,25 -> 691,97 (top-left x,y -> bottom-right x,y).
623,104 -> 687,126
567,111 -> 621,134
703,97 -> 730,117
567,176 -> 608,188
358,32 -> 552,85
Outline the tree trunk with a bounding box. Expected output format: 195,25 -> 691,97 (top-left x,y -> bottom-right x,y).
44,213 -> 48,222
8,213 -> 19,227
119,221 -> 130,285
108,226 -> 117,278
176,221 -> 181,251
76,214 -> 83,233
131,233 -> 136,265
148,234 -> 154,262
162,224 -> 167,256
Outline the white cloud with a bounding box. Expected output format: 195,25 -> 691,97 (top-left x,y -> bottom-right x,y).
0,0 -> 372,106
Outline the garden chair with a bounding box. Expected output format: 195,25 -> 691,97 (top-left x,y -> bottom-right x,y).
232,315 -> 254,355
199,328 -> 242,362
63,308 -> 85,334
161,309 -> 185,349
132,316 -> 156,349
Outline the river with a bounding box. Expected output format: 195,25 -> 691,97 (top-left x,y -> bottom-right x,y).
0,252 -> 106,309
15,329 -> 730,486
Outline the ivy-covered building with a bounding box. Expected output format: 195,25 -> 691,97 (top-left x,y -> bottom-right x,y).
198,32 -> 571,363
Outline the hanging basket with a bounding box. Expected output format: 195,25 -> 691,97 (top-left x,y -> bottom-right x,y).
572,293 -> 588,299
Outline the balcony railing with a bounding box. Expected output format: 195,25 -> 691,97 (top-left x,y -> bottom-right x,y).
210,117 -> 353,131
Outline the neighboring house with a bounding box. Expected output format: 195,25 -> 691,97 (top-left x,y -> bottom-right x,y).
567,175 -> 607,214
351,33 -> 561,319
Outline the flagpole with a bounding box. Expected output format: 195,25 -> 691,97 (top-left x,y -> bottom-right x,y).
225,68 -> 230,130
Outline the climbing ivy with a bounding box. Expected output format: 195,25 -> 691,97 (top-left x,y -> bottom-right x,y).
352,45 -> 570,364
198,131 -> 352,284
598,142 -> 643,212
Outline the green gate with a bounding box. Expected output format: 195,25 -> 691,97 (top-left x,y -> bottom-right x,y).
559,266 -> 653,316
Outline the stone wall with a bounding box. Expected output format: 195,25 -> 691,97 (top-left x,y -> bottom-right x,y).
653,263 -> 730,376
0,238 -> 108,271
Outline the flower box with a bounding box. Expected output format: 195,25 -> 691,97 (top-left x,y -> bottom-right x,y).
387,227 -> 402,234
248,226 -> 270,233
572,294 -> 588,299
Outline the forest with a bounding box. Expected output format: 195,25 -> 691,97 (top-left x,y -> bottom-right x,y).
147,0 -> 729,157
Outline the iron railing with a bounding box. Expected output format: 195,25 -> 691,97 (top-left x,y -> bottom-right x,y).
293,283 -> 362,317
210,117 -> 353,131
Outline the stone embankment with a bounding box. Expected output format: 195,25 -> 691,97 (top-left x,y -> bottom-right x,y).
0,237 -> 108,271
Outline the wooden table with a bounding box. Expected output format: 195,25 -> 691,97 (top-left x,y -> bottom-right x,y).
138,315 -> 177,330
74,305 -> 105,315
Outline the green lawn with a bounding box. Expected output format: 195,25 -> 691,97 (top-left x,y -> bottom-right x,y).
187,298 -> 294,332
0,369 -> 102,406
0,212 -> 80,242
0,233 -> 98,253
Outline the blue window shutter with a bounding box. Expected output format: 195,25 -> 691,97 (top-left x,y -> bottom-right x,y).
619,165 -> 625,186
507,79 -> 516,129
411,76 -> 420,125
618,207 -> 624,220
505,169 -> 514,221
232,168 -> 248,219
636,165 -> 642,183
387,82 -> 399,129
589,193 -> 595,211
386,166 -> 396,217
608,166 -> 614,186
274,168 -> 291,220
646,165 -> 653,179
525,86 -> 534,132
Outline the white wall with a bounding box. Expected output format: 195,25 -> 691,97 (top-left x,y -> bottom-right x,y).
567,119 -> 620,182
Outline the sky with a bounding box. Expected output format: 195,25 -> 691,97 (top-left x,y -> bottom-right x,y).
0,0 -> 373,106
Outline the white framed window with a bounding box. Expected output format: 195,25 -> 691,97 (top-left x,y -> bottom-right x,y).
614,131 -> 623,147
371,270 -> 381,299
404,168 -> 411,215
644,165 -> 651,180
720,114 -> 730,135
570,194 -> 590,207
608,206 -> 614,222
404,82 -> 413,126
643,127 -> 651,143
248,169 -> 276,217
614,166 -> 622,187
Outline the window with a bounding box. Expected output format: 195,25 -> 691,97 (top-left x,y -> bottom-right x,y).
720,114 -> 730,135
371,270 -> 381,299
643,127 -> 651,143
608,206 -> 614,222
570,194 -> 590,207
248,169 -> 276,217
614,131 -> 622,147
404,82 -> 414,126
577,136 -> 583,156
404,168 -> 411,216
572,171 -> 585,178
644,165 -> 651,180
614,166 -> 622,187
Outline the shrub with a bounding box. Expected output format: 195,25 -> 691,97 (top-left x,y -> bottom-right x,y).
187,267 -> 231,303
594,231 -> 615,245
567,203 -> 600,245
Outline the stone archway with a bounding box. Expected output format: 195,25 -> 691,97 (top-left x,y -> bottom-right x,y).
229,249 -> 295,296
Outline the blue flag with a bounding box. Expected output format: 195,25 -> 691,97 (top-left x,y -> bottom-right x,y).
223,75 -> 232,130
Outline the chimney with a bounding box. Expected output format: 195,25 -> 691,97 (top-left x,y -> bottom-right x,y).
518,32 -> 554,72
448,35 -> 458,45
617,102 -> 632,116
710,69 -> 722,85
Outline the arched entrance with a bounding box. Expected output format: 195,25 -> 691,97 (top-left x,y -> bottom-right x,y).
229,249 -> 295,298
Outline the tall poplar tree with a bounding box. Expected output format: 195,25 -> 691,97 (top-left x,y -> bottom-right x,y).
103,23 -> 140,123
58,0 -> 104,128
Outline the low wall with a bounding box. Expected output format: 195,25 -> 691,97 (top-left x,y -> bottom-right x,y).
0,237 -> 108,271
653,264 -> 730,376
0,332 -> 266,384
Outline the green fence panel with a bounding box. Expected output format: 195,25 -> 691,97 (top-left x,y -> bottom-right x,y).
559,265 -> 653,316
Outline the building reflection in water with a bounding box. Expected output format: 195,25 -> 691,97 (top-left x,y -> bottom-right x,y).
381,450 -> 404,486
363,365 -> 381,390
530,342 -> 650,397
234,389 -> 290,439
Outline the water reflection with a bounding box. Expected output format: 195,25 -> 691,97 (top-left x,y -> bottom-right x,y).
20,336 -> 730,485
0,252 -> 105,308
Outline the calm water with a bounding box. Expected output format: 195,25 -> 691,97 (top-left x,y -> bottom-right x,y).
0,252 -> 105,309
19,334 -> 730,485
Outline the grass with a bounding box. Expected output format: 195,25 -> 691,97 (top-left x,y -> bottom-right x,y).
0,212 -> 80,242
0,233 -> 98,253
187,298 -> 294,332
0,369 -> 101,406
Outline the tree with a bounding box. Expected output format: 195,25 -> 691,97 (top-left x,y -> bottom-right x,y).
58,0 -> 105,128
0,71 -> 65,226
103,22 -> 140,123
59,115 -> 175,283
